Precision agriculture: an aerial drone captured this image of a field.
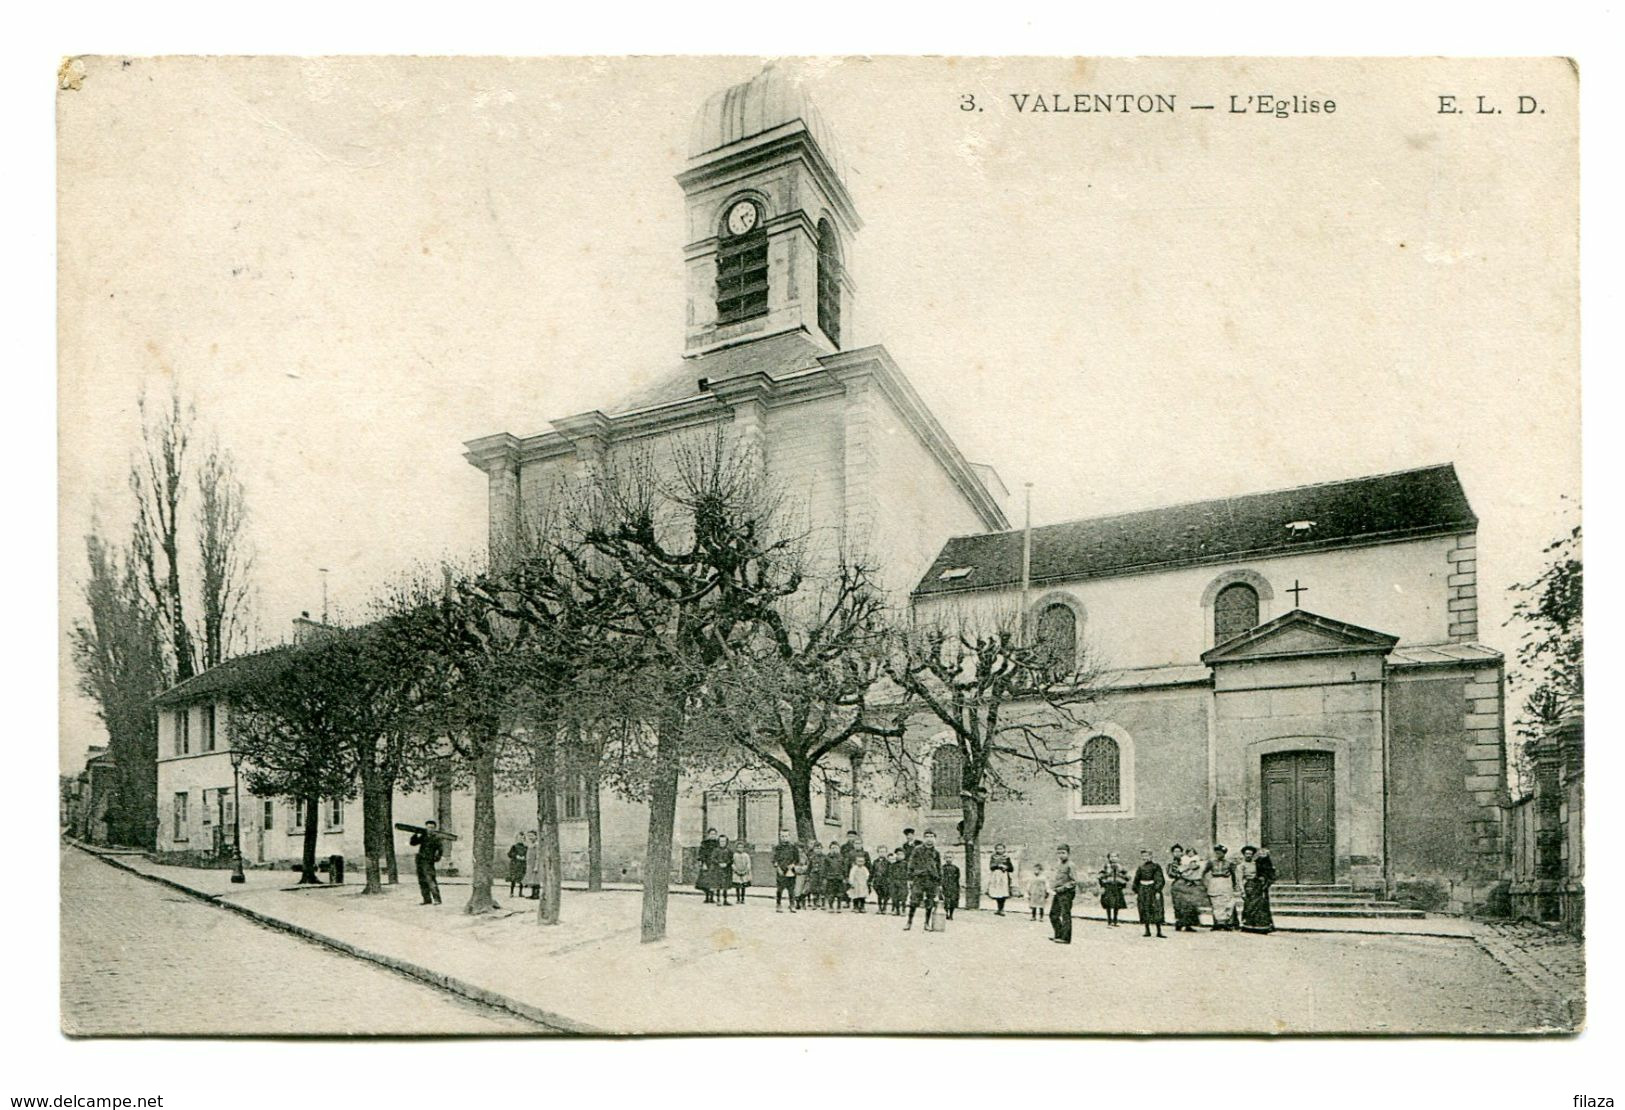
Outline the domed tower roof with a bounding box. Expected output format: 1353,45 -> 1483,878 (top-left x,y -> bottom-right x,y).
688,63 -> 847,180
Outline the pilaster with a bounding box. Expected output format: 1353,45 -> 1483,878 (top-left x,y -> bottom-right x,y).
837,369 -> 878,564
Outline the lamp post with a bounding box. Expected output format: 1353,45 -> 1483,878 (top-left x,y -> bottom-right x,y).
229,747 -> 246,884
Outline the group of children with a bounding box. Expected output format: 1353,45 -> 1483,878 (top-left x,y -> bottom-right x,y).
700,827 -> 963,928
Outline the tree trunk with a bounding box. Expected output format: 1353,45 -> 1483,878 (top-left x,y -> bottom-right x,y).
465,734 -> 498,914
788,764 -> 818,843
960,796 -> 985,910
535,727 -> 562,925
384,791 -> 399,884
585,753 -> 603,892
640,712 -> 683,943
164,533 -> 194,682
360,764 -> 385,895
298,796 -> 321,884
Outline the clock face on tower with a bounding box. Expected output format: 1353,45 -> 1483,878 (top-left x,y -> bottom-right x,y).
725,200 -> 759,237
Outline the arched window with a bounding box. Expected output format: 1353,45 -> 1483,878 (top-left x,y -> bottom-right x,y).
930,743 -> 964,811
1036,603 -> 1077,668
716,199 -> 768,325
817,218 -> 841,346
1213,582 -> 1260,644
1079,735 -> 1122,808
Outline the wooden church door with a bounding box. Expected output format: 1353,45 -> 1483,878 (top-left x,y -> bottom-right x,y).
1261,751 -> 1335,884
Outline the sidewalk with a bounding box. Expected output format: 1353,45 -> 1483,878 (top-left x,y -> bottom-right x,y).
71,842 -> 1562,1035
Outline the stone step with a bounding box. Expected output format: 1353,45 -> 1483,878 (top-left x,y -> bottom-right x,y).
1275,904 -> 1416,914
1275,893 -> 1397,904
1274,905 -> 1428,919
1274,883 -> 1356,893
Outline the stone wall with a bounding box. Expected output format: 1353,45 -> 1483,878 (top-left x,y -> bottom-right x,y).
1387,667 -> 1507,912
908,686 -> 1213,899
1506,715 -> 1584,933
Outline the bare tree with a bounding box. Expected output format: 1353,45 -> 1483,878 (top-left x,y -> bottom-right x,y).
395,567 -> 519,915
195,442 -> 255,671
576,434 -> 803,942
127,384 -> 259,682
696,560 -> 905,841
130,385 -> 198,683
882,606 -> 1108,910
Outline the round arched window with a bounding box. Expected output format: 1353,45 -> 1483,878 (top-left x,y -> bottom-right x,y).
1036,603 -> 1077,668
1213,582 -> 1260,644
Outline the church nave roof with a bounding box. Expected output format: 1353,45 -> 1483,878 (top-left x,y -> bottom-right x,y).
914,463 -> 1478,597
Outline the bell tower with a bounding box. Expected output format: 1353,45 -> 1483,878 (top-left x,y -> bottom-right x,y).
679,64 -> 861,357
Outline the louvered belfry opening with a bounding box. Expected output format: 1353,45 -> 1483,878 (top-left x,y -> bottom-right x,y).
716,207 -> 768,325
817,218 -> 841,346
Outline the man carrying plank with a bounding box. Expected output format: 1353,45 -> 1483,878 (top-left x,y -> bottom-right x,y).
404,820 -> 446,906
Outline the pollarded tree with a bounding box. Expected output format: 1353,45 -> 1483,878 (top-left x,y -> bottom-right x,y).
468,533 -> 611,927
695,559 -> 906,842
881,606 -> 1108,910
394,567 -> 523,915
575,433 -> 804,942
333,601 -> 453,895
229,636 -> 361,884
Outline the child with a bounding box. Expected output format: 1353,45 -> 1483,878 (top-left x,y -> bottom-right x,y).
796,841 -> 820,910
823,840 -> 847,912
870,846 -> 890,914
848,855 -> 871,913
889,849 -> 908,915
939,857 -> 961,921
1026,864 -> 1050,921
731,841 -> 753,906
1098,852 -> 1130,928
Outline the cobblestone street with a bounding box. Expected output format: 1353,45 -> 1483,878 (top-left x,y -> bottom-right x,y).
59,847 -> 539,1036
1473,921 -> 1586,1028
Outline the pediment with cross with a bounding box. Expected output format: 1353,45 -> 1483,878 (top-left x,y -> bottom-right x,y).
1200,609 -> 1400,666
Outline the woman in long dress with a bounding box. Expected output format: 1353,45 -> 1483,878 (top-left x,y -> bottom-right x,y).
987,843 -> 1015,915
1240,845 -> 1276,933
1202,845 -> 1240,930
697,828 -> 721,903
1097,853 -> 1130,928
1169,844 -> 1207,932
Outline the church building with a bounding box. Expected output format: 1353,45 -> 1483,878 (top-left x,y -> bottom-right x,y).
152,65 -> 1513,915
458,65 -> 1510,913
910,464 -> 1509,914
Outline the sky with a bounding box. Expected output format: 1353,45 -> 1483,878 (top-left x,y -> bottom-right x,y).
56,56 -> 1579,773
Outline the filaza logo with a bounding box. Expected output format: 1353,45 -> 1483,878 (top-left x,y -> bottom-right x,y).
1573,1098 -> 1614,1108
